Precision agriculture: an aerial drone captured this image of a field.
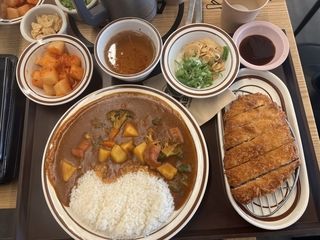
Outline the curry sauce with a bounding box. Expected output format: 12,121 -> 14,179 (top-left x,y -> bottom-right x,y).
46,93 -> 197,210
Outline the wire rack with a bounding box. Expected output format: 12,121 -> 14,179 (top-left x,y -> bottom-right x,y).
242,167 -> 300,218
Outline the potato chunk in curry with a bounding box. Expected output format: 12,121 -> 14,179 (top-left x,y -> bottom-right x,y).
111,144 -> 128,163
98,148 -> 111,162
157,163 -> 178,180
60,159 -> 77,182
133,142 -> 147,163
123,122 -> 139,137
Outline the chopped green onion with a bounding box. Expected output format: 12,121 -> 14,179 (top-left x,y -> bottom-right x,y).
221,46 -> 229,61
175,57 -> 213,89
177,163 -> 192,173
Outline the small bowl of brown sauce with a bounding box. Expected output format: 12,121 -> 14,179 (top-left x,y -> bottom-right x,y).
94,17 -> 162,82
233,21 -> 289,71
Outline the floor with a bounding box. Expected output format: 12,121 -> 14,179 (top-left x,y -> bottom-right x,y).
286,0 -> 320,134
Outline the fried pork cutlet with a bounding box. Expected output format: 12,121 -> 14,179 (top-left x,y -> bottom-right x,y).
224,93 -> 272,121
224,117 -> 287,150
231,160 -> 300,204
225,143 -> 299,188
223,93 -> 300,205
224,103 -> 286,132
224,124 -> 294,170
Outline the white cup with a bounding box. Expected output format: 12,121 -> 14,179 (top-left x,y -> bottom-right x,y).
220,0 -> 269,33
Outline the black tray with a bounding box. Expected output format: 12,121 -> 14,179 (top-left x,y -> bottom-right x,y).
12,53 -> 320,239
0,55 -> 25,184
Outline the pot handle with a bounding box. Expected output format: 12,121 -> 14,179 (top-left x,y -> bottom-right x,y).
72,0 -> 109,27
157,0 -> 166,14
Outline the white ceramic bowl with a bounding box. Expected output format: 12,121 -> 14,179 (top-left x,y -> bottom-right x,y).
161,23 -> 240,98
0,0 -> 44,25
42,85 -> 208,240
94,17 -> 162,82
233,21 -> 290,71
54,0 -> 97,18
16,34 -> 93,106
20,4 -> 67,43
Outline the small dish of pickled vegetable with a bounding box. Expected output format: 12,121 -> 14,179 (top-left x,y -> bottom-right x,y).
161,23 -> 240,98
16,34 -> 93,105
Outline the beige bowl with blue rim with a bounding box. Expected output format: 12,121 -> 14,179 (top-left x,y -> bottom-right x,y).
161,23 -> 240,98
16,34 -> 93,106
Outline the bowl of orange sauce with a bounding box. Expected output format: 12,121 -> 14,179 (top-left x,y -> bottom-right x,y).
94,17 -> 162,82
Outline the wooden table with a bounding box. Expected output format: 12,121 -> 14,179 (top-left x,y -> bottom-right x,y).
0,0 -> 319,237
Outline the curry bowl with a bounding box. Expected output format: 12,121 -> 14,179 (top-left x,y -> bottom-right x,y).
94,17 -> 162,82
41,85 -> 209,239
16,34 -> 93,106
161,23 -> 240,98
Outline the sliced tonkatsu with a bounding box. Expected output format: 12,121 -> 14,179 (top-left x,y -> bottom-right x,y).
231,160 -> 300,204
225,143 -> 299,188
224,124 -> 294,170
223,93 -> 300,205
224,93 -> 272,121
224,102 -> 286,132
224,117 -> 287,150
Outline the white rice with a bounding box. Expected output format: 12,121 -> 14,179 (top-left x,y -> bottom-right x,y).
69,170 -> 174,239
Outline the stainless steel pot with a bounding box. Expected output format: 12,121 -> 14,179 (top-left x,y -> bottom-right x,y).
72,0 -> 162,26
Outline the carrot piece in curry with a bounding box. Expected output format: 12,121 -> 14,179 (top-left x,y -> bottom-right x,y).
71,138 -> 91,158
